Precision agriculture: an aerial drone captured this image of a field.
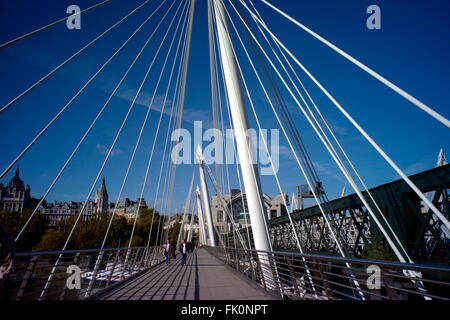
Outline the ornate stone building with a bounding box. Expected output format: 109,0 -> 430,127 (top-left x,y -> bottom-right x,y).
211,189 -> 288,234
0,172 -> 150,226
108,197 -> 148,220
0,168 -> 32,212
38,200 -> 96,227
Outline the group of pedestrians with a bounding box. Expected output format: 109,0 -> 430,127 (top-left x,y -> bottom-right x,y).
162,239 -> 196,266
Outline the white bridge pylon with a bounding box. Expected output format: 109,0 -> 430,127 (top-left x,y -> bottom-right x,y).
210,0 -> 277,290
195,185 -> 208,245
196,146 -> 216,247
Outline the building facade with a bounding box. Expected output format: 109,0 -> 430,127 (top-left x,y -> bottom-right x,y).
0,168 -> 32,213
211,189 -> 289,234
38,200 -> 96,227
108,197 -> 148,220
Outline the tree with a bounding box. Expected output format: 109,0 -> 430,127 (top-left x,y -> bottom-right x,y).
362,227 -> 396,261
34,229 -> 67,251
1,207 -> 170,252
0,209 -> 47,251
136,208 -> 163,246
168,221 -> 181,243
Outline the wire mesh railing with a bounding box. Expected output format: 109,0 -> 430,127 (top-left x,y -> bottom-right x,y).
9,246 -> 164,300
205,246 -> 450,300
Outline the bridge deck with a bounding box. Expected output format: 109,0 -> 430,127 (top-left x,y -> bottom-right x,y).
95,248 -> 277,300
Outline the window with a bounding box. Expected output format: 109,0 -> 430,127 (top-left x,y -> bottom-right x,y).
270,210 -> 277,219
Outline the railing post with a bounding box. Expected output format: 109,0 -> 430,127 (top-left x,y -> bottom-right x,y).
119,249 -> 131,280
85,249 -> 104,298
131,248 -> 141,274
255,253 -> 267,289
247,251 -> 256,281
59,252 -> 80,300
382,269 -> 399,300
143,247 -> 152,268
269,253 -> 284,297
286,255 -> 301,296
15,256 -> 38,300
106,248 -> 121,286
315,259 -> 333,299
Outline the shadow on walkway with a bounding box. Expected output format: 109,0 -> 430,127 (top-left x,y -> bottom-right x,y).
96,248 -> 277,300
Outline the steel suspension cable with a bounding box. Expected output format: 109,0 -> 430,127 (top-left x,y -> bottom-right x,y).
222,1 -> 366,297
217,3 -> 320,295
211,22 -> 252,248
224,1 -> 346,257
156,30 -> 188,232
211,16 -> 239,248
146,15 -> 189,233
124,0 -> 190,250
39,0 -> 183,300
239,1 -> 450,236
231,0 -> 432,262
212,2 -> 274,251
176,165 -> 197,247
97,0 -> 185,252
0,0 -> 115,50
147,22 -> 190,259
164,0 -> 197,218
15,0 -> 171,243
248,0 -> 412,261
84,0 -> 188,296
258,0 -> 450,128
0,0 -> 166,181
0,0 -> 152,114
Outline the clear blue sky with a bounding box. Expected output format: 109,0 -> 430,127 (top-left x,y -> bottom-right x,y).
0,0 -> 449,214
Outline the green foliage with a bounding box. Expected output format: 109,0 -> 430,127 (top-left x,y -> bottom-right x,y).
0,209 -> 47,252
33,229 -> 67,251
361,227 -> 396,261
0,208 -> 167,252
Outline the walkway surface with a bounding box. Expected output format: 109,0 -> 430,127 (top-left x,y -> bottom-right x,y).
95,248 -> 277,300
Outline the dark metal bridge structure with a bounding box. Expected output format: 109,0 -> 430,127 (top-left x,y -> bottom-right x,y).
226,164 -> 450,266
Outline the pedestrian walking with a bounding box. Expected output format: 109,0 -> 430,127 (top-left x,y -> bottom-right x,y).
163,240 -> 174,266
179,240 -> 188,266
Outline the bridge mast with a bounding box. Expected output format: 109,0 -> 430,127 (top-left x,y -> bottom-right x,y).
197,149 -> 216,246
211,1 -> 272,255
196,186 -> 208,245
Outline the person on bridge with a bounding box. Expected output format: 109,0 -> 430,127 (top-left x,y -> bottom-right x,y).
163,240 -> 174,266
0,224 -> 15,300
179,240 -> 188,266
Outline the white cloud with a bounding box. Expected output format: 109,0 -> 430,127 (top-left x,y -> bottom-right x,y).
96,144 -> 122,156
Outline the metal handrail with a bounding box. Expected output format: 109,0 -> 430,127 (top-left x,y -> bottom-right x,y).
14,246 -> 151,257
205,246 -> 450,300
8,246 -> 164,300
224,247 -> 450,274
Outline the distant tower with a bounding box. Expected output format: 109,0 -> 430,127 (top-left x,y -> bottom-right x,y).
437,148 -> 447,167
1,167 -> 31,212
341,186 -> 347,197
95,177 -> 109,213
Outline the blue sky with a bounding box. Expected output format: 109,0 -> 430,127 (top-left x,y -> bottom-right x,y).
0,0 -> 449,214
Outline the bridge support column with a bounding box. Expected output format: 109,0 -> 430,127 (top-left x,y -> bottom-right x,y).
187,207 -> 196,242
197,151 -> 216,247
196,186 -> 207,245
211,0 -> 276,289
